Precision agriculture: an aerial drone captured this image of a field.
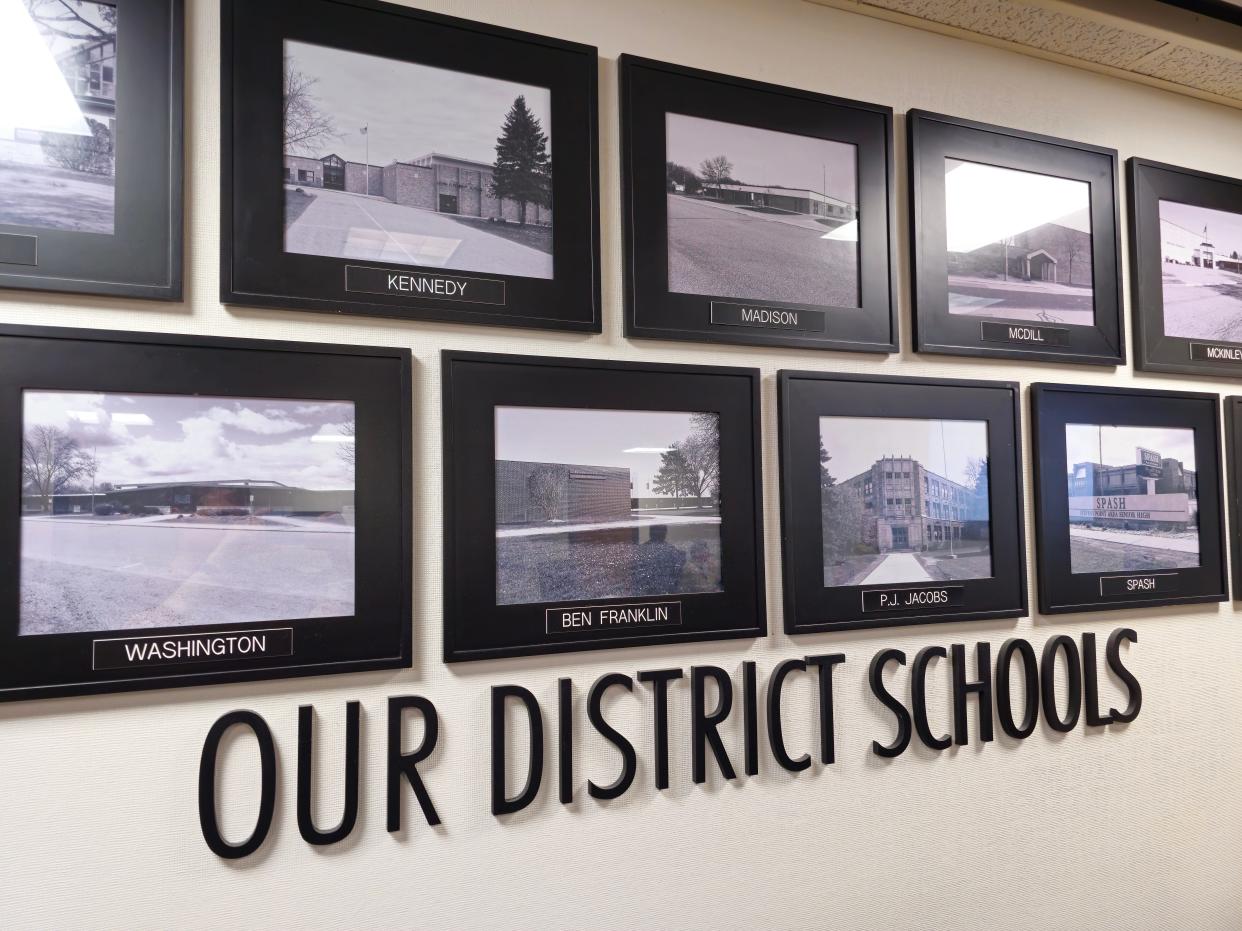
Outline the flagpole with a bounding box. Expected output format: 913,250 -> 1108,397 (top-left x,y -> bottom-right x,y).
362,125 -> 370,196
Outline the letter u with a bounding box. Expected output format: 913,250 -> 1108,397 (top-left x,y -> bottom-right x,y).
297,702 -> 361,845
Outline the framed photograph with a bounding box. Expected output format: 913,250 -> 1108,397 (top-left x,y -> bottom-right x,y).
0,324 -> 411,701
619,55 -> 896,353
0,0 -> 182,300
1128,158 -> 1242,377
1030,383 -> 1226,614
443,351 -> 765,661
222,0 -> 599,331
1224,397 -> 1242,598
778,370 -> 1026,633
908,110 -> 1124,365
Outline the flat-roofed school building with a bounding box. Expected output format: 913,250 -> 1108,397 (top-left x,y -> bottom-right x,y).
495,461 -> 631,525
283,151 -> 552,225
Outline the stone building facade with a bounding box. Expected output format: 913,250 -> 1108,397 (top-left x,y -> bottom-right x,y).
495,461 -> 631,525
836,456 -> 988,552
283,151 -> 552,225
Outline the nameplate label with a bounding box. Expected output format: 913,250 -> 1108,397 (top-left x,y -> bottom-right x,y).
92,628 -> 294,670
710,301 -> 825,332
1098,573 -> 1179,598
980,320 -> 1070,347
545,601 -> 682,634
345,265 -> 505,305
1190,342 -> 1242,363
0,233 -> 37,266
861,585 -> 965,613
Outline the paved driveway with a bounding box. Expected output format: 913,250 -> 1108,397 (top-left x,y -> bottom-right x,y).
20,518 -> 355,634
948,274 -> 1094,326
667,194 -> 858,307
285,187 -> 553,279
859,552 -> 932,585
1160,264 -> 1242,341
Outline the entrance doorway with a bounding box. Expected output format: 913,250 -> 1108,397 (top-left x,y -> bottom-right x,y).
891,526 -> 909,549
323,163 -> 345,191
439,193 -> 459,214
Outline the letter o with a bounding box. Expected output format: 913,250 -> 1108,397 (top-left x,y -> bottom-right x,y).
996,638 -> 1039,739
198,710 -> 277,860
1040,636 -> 1082,733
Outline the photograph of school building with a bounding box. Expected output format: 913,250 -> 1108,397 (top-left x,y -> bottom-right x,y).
1065,424 -> 1200,575
0,0 -> 118,234
1158,200 -> 1242,343
820,417 -> 992,587
664,112 -> 860,308
282,40 -> 554,278
945,158 -> 1095,327
494,408 -> 723,606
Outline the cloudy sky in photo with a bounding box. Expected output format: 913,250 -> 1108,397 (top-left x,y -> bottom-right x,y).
23,391 -> 356,489
496,407 -> 714,494
1065,423 -> 1196,475
1161,200 -> 1242,258
284,40 -> 552,166
819,416 -> 989,487
666,113 -> 857,203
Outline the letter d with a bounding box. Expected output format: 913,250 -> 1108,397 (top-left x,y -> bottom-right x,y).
490,684 -> 544,816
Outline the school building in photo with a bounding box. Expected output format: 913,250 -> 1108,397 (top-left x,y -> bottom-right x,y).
21,480 -> 353,517
283,150 -> 552,225
1161,217 -> 1242,273
837,455 -> 988,553
948,222 -> 1094,287
702,183 -> 856,221
495,461 -> 632,525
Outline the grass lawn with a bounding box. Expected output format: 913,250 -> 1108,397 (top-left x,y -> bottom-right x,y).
823,554 -> 884,588
285,188 -> 317,230
1070,537 -> 1199,574
448,215 -> 552,255
497,524 -> 721,605
0,162 -> 113,233
915,548 -> 992,581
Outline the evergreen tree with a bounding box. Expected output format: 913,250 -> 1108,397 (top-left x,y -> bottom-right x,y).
652,446 -> 692,507
490,96 -> 551,225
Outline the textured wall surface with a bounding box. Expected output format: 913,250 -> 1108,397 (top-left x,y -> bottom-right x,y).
3,0 -> 1242,928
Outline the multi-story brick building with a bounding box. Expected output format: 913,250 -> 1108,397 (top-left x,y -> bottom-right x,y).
495,461 -> 631,525
283,151 -> 552,225
835,456 -> 988,552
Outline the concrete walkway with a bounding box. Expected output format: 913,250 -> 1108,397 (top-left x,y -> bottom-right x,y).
1070,526 -> 1199,554
859,552 -> 932,585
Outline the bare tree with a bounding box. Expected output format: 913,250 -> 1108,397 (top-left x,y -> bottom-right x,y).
1052,226 -> 1085,286
22,425 -> 83,512
283,57 -> 339,155
698,155 -> 734,198
23,1 -> 116,42
337,420 -> 356,471
526,466 -> 564,522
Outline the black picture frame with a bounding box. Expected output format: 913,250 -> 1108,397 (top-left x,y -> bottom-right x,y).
1225,397 -> 1242,599
0,0 -> 183,301
908,110 -> 1124,365
619,55 -> 897,353
0,324 -> 412,702
443,351 -> 765,661
1030,383 -> 1226,614
1128,158 -> 1242,377
221,0 -> 600,332
777,370 -> 1027,633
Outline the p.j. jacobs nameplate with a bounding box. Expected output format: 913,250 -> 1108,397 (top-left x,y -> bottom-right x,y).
710,301 -> 826,332
92,628 -> 294,670
345,265 -> 506,305
861,585 -> 965,613
545,601 -> 683,635
979,320 -> 1070,347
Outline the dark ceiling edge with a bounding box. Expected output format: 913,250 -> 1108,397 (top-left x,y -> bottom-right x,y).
1155,0 -> 1242,30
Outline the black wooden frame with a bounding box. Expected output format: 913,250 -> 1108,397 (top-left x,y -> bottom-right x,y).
619,54 -> 897,353
0,324 -> 412,701
443,350 -> 766,661
1128,158 -> 1242,377
221,0 -> 600,332
1030,382 -> 1227,614
908,110 -> 1124,365
0,0 -> 183,300
778,370 -> 1027,633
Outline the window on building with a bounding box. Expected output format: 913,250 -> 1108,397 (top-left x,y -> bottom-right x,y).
298,169 -> 314,183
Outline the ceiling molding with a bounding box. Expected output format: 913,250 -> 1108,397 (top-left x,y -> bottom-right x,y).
805,0 -> 1242,110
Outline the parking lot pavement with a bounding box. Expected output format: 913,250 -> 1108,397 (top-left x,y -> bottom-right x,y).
667,194 -> 858,307
19,518 -> 354,633
1160,264 -> 1242,342
285,187 -> 553,278
948,275 -> 1094,326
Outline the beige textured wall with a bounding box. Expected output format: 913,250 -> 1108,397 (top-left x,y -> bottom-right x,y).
3,0 -> 1242,928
